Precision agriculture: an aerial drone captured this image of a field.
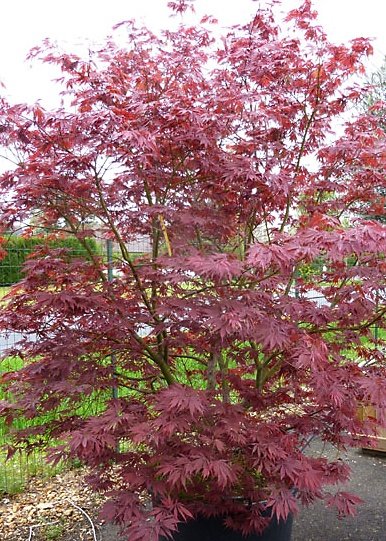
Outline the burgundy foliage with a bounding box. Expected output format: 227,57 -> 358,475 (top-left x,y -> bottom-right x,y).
0,1 -> 386,539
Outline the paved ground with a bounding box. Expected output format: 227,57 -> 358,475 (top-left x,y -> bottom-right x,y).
101,446 -> 386,541
292,446 -> 386,541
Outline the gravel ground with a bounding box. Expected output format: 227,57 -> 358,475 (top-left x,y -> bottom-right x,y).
292,446 -> 386,541
100,446 -> 386,541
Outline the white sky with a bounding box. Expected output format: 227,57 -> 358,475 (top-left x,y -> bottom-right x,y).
1,0 -> 386,106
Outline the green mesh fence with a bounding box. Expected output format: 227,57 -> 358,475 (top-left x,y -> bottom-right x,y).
0,235 -> 150,493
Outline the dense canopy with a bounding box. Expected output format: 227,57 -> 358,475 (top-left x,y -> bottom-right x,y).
0,2 -> 386,540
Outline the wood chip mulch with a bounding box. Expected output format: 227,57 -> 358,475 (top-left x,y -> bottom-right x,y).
0,468 -> 107,541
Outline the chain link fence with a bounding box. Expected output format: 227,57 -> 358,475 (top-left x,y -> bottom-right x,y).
0,235 -> 151,493
0,237 -> 381,492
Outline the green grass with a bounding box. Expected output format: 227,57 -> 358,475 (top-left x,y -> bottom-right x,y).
0,356 -> 60,493
341,326 -> 386,362
42,523 -> 66,541
0,286 -> 10,299
0,355 -> 23,372
0,355 -> 112,494
0,448 -> 68,494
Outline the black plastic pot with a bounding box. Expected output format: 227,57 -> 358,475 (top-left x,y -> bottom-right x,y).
159,514 -> 293,541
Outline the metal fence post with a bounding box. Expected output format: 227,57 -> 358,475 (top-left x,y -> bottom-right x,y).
374,290 -> 379,345
107,240 -> 118,401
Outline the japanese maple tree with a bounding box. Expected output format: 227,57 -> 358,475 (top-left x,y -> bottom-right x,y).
1,1 -> 386,540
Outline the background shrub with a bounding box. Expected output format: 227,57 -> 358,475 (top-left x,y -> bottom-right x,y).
0,236 -> 98,286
